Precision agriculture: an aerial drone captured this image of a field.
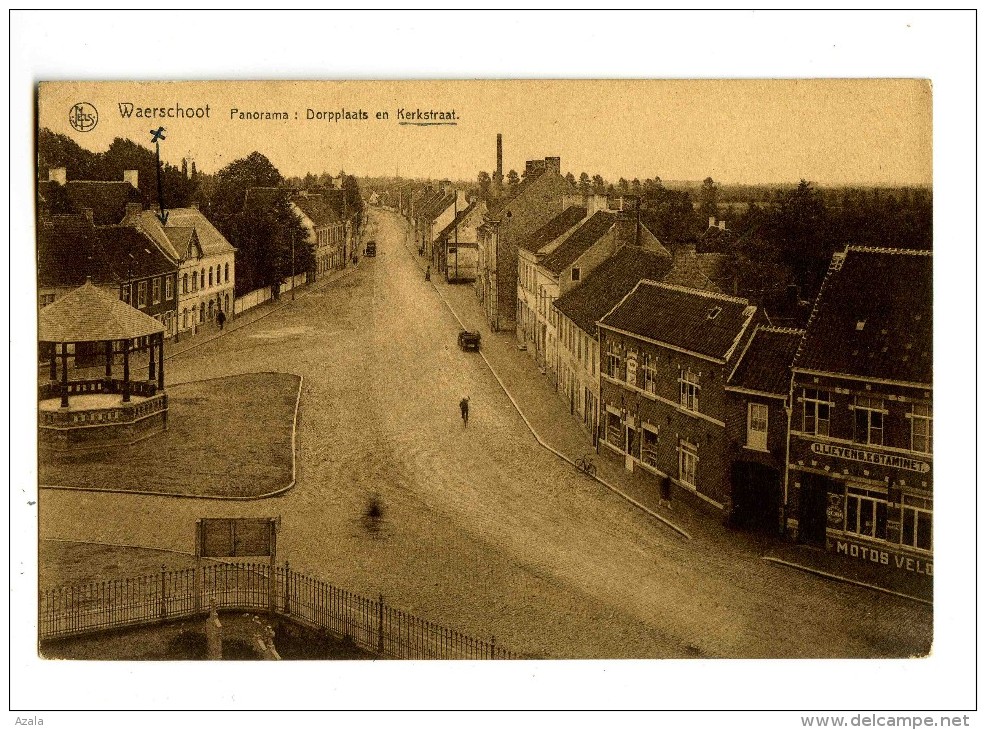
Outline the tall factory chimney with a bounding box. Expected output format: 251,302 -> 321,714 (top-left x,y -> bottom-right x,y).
493,133 -> 504,197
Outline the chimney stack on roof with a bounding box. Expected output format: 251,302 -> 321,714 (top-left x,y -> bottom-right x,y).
544,156 -> 561,175
125,202 -> 143,219
48,167 -> 67,185
614,197 -> 640,250
123,169 -> 139,189
708,215 -> 717,229
586,194 -> 609,216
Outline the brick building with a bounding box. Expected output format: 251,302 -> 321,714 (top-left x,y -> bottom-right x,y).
475,157 -> 573,331
38,214 -> 178,341
597,282 -> 762,512
552,245 -> 673,442
785,247 -> 933,576
724,325 -> 804,531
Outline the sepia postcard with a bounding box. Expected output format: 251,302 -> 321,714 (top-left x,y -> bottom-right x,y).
31,78 -> 936,672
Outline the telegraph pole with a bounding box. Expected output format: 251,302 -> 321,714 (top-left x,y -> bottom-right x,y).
291,230 -> 296,301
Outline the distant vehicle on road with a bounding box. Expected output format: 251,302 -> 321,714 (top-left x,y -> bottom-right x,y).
457,330 -> 481,351
365,240 -> 377,257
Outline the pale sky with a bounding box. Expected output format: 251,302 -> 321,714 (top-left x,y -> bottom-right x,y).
39,79 -> 931,186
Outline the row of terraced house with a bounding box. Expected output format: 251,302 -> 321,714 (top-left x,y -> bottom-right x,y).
37,168 -> 361,340
390,146 -> 932,578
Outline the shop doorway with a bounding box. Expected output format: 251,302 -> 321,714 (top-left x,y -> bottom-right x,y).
730,461 -> 781,534
798,473 -> 830,546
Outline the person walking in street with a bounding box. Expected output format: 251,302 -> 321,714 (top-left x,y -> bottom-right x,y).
216,309 -> 226,332
459,396 -> 470,427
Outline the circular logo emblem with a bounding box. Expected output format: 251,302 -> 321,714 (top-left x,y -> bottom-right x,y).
69,102 -> 98,132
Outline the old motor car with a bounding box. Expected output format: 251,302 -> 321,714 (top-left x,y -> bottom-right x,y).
457,330 -> 481,351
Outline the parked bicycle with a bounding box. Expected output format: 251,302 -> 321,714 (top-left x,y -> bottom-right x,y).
574,454 -> 597,477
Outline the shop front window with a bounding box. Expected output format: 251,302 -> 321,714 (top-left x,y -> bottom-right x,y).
641,426 -> 660,467
900,494 -> 932,552
606,410 -> 623,447
845,486 -> 887,540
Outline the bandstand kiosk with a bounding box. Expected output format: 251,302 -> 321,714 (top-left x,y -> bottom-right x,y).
39,279 -> 169,450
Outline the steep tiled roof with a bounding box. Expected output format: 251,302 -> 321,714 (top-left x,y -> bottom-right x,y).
540,211 -> 616,275
38,216 -> 175,289
436,201 -> 478,242
422,193 -> 456,221
554,247 -> 674,335
794,247 -> 932,385
600,281 -> 756,362
292,194 -> 341,228
130,209 -> 236,261
662,257 -> 723,293
39,279 -> 164,342
518,206 -> 587,253
727,325 -> 804,395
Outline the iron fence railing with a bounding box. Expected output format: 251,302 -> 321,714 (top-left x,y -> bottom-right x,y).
40,562 -> 520,660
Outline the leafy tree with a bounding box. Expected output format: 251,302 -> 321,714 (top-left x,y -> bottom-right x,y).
507,169 -> 520,189
103,137 -> 197,211
477,170 -> 492,198
564,172 -> 577,187
699,176 -> 720,223
631,178 -> 641,194
617,178 -> 629,194
210,151 -> 284,219
37,128 -> 109,181
578,172 -> 592,195
591,174 -> 606,193
770,179 -> 830,294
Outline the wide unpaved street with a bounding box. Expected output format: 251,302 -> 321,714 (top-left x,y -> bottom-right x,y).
39,208 -> 932,659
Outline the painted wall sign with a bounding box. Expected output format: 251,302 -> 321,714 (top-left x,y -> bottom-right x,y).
811,442 -> 930,473
832,538 -> 933,575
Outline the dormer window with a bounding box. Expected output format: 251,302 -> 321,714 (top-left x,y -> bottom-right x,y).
572,267 -> 581,282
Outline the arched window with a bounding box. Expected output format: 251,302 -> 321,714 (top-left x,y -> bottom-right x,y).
201,268 -> 206,288
208,300 -> 214,320
182,273 -> 188,294
182,308 -> 188,328
192,271 -> 198,291
209,267 -> 213,287
224,263 -> 229,282
224,293 -> 230,313
199,302 -> 205,323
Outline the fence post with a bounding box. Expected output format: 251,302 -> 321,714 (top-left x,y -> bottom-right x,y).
377,593 -> 384,654
283,561 -> 291,615
159,565 -> 167,620
491,635 -> 496,660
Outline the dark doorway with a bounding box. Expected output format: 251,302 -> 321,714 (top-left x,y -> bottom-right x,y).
730,461 -> 781,533
798,473 -> 830,546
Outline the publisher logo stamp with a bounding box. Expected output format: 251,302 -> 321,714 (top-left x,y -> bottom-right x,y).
69,102 -> 98,132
